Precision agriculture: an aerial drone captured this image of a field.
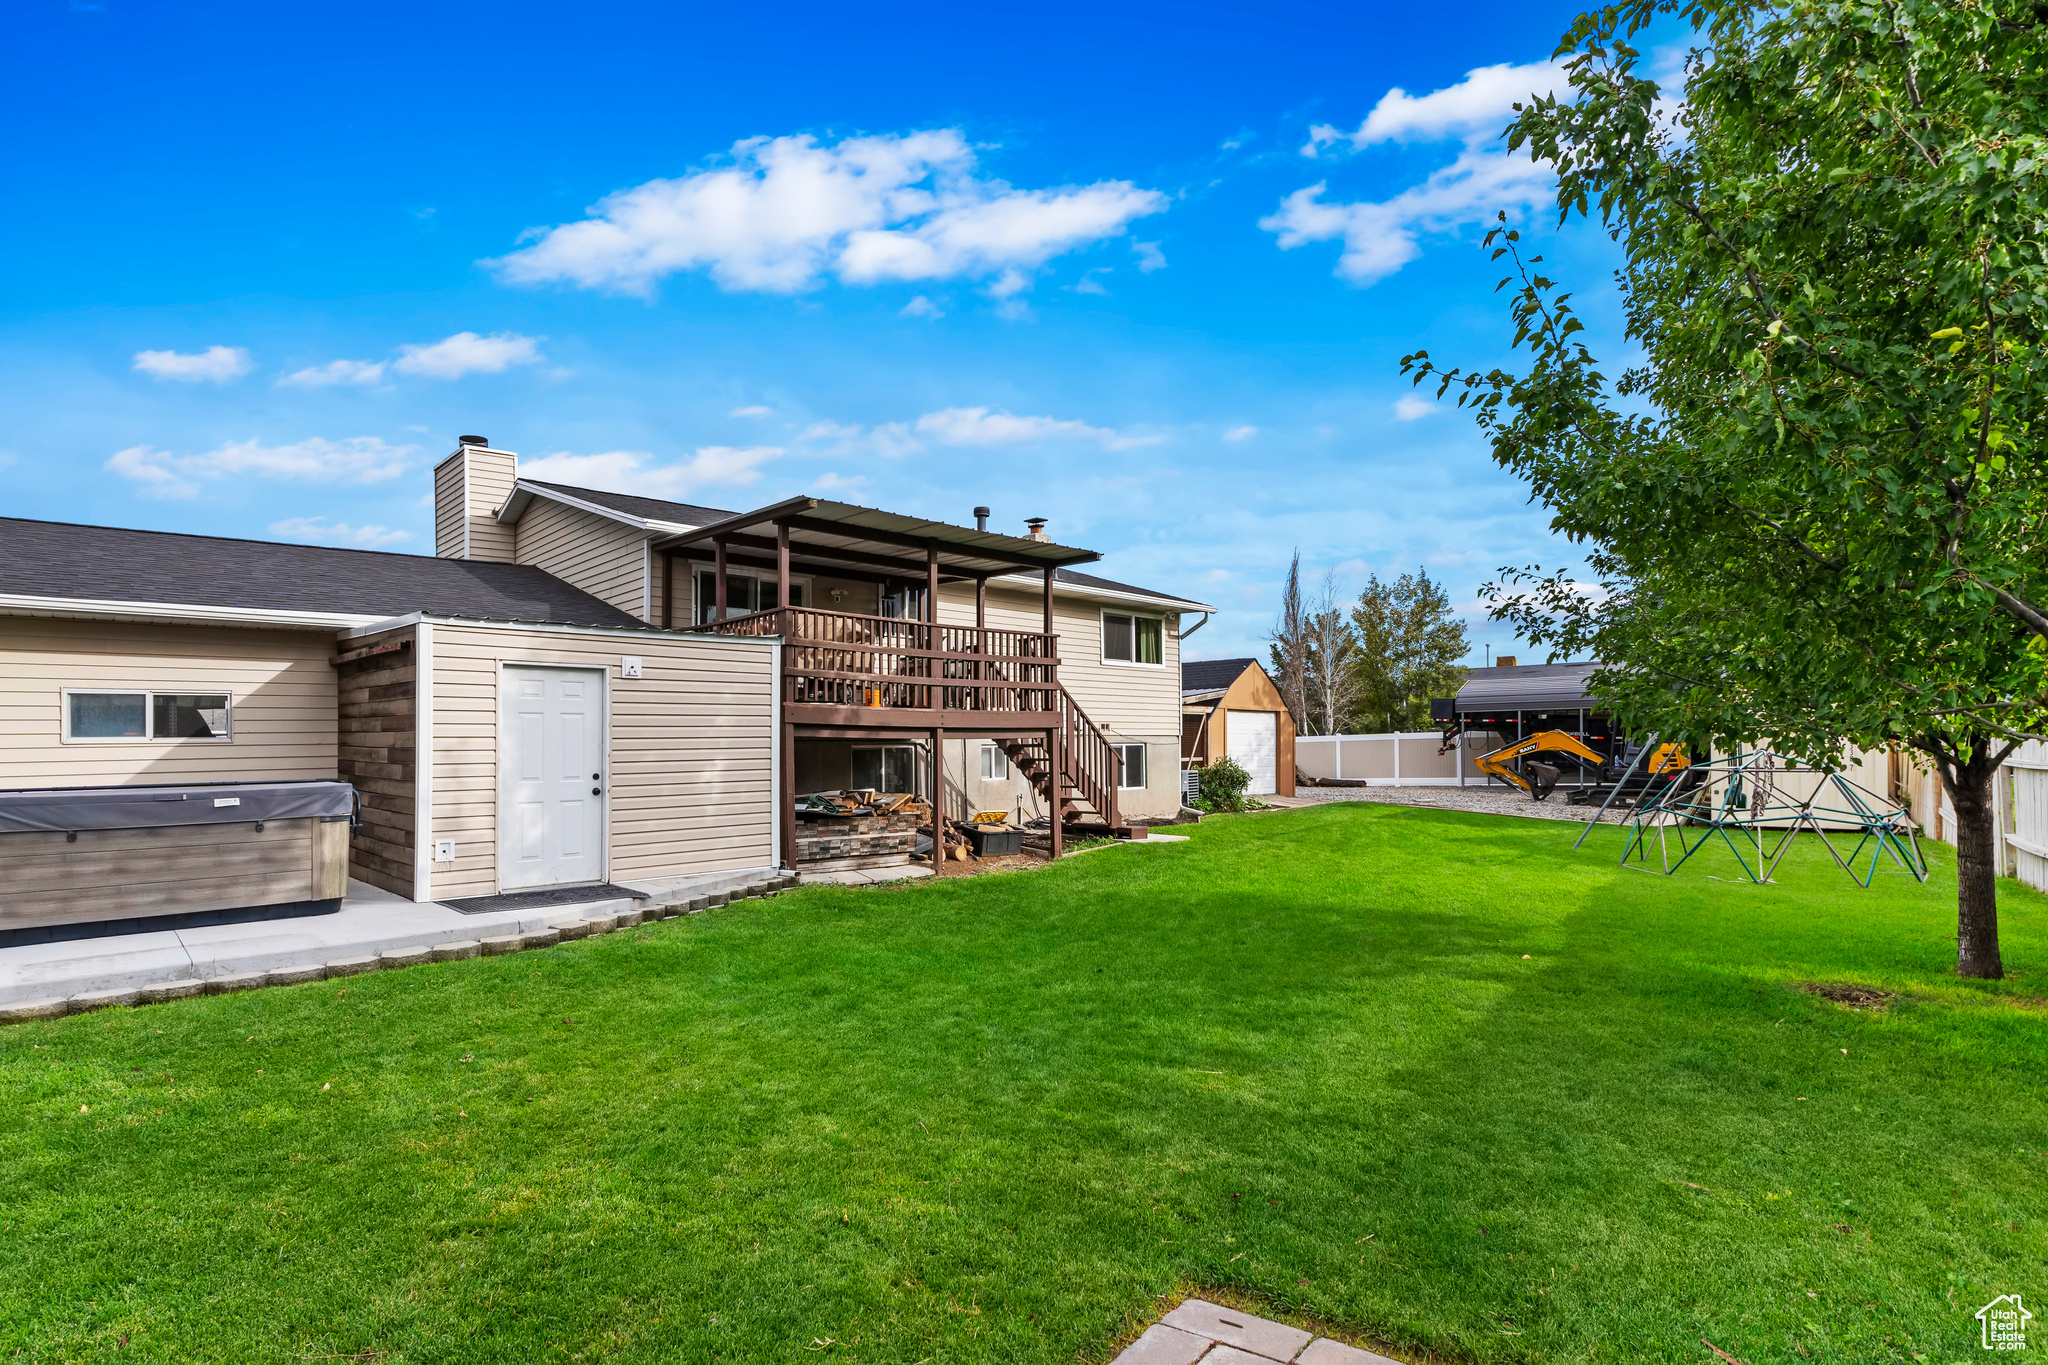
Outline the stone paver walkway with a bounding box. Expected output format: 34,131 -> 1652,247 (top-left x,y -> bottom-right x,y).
1113,1300 -> 1402,1365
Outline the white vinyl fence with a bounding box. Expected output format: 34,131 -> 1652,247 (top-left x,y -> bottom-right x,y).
1295,732 -> 1460,785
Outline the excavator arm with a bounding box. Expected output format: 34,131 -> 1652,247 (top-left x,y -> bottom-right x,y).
1476,730 -> 1612,800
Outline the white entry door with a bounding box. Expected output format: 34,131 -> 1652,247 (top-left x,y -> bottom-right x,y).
1227,709 -> 1278,795
501,666 -> 607,889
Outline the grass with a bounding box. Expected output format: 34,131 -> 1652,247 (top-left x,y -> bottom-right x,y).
1,802 -> 2044,1364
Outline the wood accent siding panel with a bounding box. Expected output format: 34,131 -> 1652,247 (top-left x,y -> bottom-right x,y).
426,626 -> 777,899
514,500 -> 651,621
336,625 -> 417,897
0,617 -> 338,789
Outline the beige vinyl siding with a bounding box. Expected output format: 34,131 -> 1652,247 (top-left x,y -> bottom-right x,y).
514,500 -> 651,622
433,455 -> 467,558
938,581 -> 1182,739
425,624 -> 776,899
0,616 -> 338,788
465,450 -> 518,564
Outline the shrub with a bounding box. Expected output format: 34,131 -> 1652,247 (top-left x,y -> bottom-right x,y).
1196,757 -> 1254,813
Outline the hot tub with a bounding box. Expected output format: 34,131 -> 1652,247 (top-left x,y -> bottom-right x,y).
0,779 -> 357,946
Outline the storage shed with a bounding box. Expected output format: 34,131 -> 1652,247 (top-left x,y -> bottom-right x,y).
1181,658 -> 1295,797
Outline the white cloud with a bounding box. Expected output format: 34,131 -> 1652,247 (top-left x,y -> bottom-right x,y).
1305,60 -> 1569,153
1273,59 -> 1568,286
391,331 -> 543,380
1262,145 -> 1555,285
1132,240 -> 1167,273
797,420 -> 863,443
132,346 -> 254,383
910,406 -> 1164,451
1394,394 -> 1438,420
268,517 -> 414,549
729,404 -> 772,417
1072,269 -> 1111,296
106,436 -> 416,499
278,358 -> 387,388
516,445 -> 782,501
810,471 -> 869,492
1222,425 -> 1257,442
489,130 -> 1167,298
900,294 -> 943,319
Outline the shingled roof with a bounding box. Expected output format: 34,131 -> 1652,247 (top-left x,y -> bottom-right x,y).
1182,657 -> 1261,696
0,517 -> 648,629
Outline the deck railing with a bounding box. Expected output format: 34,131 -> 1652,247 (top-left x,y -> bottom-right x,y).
693,606 -> 1059,713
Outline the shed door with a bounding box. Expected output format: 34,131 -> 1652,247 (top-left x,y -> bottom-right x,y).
501,666 -> 607,890
1227,710 -> 1278,795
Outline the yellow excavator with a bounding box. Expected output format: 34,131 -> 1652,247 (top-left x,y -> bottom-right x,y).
1476,731 -> 1690,801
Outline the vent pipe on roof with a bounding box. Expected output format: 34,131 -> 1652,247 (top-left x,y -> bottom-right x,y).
1024,516 -> 1049,542
974,506 -> 990,532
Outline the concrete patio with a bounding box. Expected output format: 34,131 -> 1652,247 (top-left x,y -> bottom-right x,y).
0,864 -> 792,1016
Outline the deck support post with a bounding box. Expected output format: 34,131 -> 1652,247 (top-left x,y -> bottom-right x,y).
1048,724 -> 1063,858
931,725 -> 946,870
714,537 -> 729,622
661,552 -> 674,629
781,719 -> 798,870
776,522 -> 791,609
926,542 -> 941,711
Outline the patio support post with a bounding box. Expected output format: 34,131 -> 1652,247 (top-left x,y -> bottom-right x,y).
925,542 -> 940,710
776,522 -> 791,609
1042,565 -> 1055,636
714,537 -> 729,622
974,575 -> 988,711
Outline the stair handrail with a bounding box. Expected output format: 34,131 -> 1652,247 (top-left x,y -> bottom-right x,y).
1055,685 -> 1121,831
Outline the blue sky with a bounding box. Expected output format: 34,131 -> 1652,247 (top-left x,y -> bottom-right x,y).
1,0 -> 1631,664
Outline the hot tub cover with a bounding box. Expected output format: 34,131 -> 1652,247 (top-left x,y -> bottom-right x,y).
0,779 -> 357,835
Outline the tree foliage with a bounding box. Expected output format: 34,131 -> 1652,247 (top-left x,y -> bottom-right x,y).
1350,569 -> 1471,733
1401,0 -> 2048,976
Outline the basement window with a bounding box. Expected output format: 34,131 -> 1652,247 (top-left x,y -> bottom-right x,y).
980,744 -> 1010,781
852,745 -> 918,795
1114,742 -> 1149,790
64,689 -> 232,742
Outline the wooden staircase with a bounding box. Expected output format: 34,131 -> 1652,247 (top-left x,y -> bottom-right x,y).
998,686 -> 1129,835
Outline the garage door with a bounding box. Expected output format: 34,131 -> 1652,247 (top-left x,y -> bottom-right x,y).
1227,710 -> 1278,795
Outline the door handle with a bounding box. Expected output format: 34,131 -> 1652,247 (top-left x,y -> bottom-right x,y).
592,786 -> 603,795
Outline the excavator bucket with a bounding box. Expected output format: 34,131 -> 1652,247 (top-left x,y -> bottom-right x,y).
1476,729 -> 1610,800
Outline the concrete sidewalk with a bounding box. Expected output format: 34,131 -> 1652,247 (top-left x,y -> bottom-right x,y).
0,865 -> 789,1010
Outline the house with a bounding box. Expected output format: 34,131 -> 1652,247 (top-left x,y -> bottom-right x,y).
1180,658 -> 1294,797
0,437 -> 1210,935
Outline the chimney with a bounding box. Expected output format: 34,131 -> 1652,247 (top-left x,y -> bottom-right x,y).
433,436 -> 518,562
1024,516 -> 1049,542
974,506 -> 990,532
1496,655 -> 1518,668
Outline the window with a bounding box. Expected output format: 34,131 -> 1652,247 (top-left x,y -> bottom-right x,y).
1102,612 -> 1163,665
980,744 -> 1010,781
852,745 -> 918,794
695,569 -> 806,624
879,584 -> 926,620
1115,742 -> 1148,789
64,689 -> 231,742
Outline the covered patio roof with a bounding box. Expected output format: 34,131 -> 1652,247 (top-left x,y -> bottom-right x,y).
650,496 -> 1101,578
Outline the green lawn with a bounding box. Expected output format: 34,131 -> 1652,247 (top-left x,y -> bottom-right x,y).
2,804 -> 2044,1364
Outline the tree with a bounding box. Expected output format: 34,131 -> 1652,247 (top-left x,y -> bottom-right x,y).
1302,571 -> 1363,735
1268,551 -> 1311,734
1350,569 -> 1471,733
1401,0 -> 2048,976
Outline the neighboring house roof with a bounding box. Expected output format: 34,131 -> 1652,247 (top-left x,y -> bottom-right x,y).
0,517 -> 649,630
506,478 -> 1214,612
1182,657 -> 1263,696
1453,662 -> 1601,713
